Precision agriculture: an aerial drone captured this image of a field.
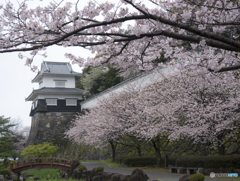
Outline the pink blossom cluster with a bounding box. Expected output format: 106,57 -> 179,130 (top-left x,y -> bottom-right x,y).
66,68 -> 240,150
11,126 -> 30,154
0,0 -> 239,76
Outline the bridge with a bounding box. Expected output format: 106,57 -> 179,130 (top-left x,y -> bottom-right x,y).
10,158 -> 74,173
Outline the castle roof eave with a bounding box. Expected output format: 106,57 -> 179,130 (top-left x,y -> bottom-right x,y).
25,87 -> 86,101
32,72 -> 82,83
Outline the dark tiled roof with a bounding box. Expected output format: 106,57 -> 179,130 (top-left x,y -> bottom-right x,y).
32,61 -> 82,82
41,61 -> 79,75
26,87 -> 85,101
34,87 -> 85,94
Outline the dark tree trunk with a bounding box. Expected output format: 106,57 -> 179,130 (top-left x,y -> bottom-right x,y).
137,145 -> 142,156
109,141 -> 117,162
218,143 -> 225,155
152,136 -> 161,167
3,158 -> 8,168
217,134 -> 225,155
165,155 -> 168,167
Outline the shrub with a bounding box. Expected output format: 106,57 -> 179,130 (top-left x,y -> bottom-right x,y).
167,155 -> 180,166
0,169 -> 10,177
122,156 -> 157,167
190,173 -> 205,181
176,155 -> 240,168
115,155 -> 128,164
77,165 -> 87,172
94,167 -> 104,173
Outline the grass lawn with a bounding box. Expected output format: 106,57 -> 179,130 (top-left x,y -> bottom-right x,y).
22,168 -> 83,181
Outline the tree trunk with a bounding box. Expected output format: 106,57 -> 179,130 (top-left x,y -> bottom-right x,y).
217,134 -> 225,155
218,143 -> 225,155
3,157 -> 8,168
109,141 -> 117,162
152,136 -> 161,167
165,155 -> 168,167
137,145 -> 142,156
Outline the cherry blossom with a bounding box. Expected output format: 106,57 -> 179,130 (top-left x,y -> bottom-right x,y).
66,68 -> 240,156
0,0 -> 239,76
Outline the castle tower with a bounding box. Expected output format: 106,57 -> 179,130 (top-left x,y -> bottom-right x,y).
26,61 -> 85,147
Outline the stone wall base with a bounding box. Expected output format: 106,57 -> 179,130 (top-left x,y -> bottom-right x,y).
27,112 -> 77,149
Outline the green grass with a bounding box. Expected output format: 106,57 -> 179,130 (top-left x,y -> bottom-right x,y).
26,179 -> 83,181
22,168 -> 85,181
80,160 -> 101,162
23,168 -> 61,180
100,158 -> 122,167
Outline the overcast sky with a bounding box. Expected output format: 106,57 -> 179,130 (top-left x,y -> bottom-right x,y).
0,0 -> 145,127
0,0 -> 103,127
0,45 -> 92,127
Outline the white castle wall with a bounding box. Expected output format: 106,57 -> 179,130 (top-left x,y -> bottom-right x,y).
40,76 -> 75,88
80,67 -> 171,110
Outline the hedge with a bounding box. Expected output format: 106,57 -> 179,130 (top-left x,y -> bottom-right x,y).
121,156 -> 157,167
115,156 -> 129,164
176,155 -> 240,168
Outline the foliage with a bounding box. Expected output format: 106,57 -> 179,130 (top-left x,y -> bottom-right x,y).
21,142 -> 59,158
0,116 -> 16,136
94,166 -> 104,173
22,168 -> 68,180
77,165 -> 87,172
121,156 -> 157,167
54,141 -> 110,160
76,64 -> 124,98
11,126 -> 30,156
189,173 -> 205,181
0,0 -> 240,77
0,169 -> 10,177
26,179 -> 81,181
0,136 -> 19,167
66,68 -> 240,168
176,155 -> 240,169
101,158 -> 122,167
0,116 -> 30,161
115,156 -> 129,164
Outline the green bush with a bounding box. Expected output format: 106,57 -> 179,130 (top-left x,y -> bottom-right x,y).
77,165 -> 87,172
0,169 -> 10,177
190,173 -> 205,181
115,156 -> 129,164
176,155 -> 240,168
94,167 -> 104,173
122,156 -> 157,167
167,155 -> 180,166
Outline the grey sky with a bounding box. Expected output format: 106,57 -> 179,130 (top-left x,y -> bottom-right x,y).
0,45 -> 91,127
0,0 -> 137,126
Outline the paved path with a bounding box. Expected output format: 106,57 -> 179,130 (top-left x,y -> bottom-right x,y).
82,162 -> 224,181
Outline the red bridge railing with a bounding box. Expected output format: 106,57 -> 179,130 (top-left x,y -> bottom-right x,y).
10,158 -> 74,173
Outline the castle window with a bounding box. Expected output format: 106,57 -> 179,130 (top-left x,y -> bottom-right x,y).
55,80 -> 66,87
34,100 -> 38,108
66,98 -> 77,106
32,100 -> 38,109
46,98 -> 57,106
31,103 -> 35,110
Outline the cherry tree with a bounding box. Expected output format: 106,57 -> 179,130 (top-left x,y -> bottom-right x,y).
66,81 -> 175,165
141,68 -> 240,155
67,67 -> 240,167
66,85 -> 142,162
11,126 -> 30,158
0,0 -> 239,75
